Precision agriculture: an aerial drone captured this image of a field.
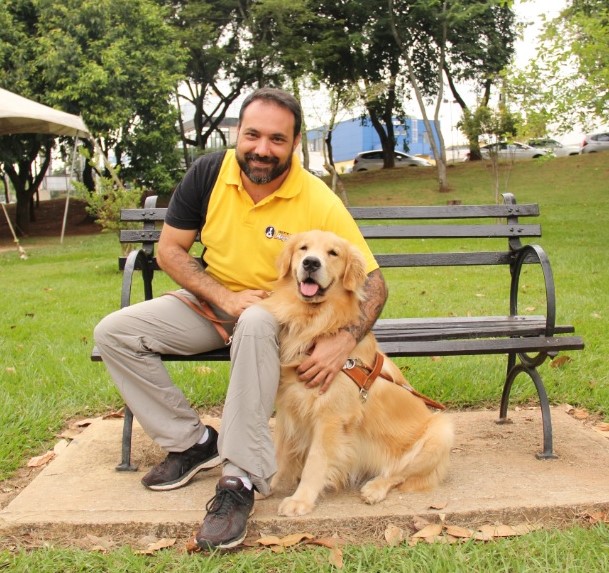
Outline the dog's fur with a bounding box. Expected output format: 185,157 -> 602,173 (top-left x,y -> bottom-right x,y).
261,230 -> 454,517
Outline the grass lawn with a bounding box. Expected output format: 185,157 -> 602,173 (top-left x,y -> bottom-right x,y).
1,153 -> 608,569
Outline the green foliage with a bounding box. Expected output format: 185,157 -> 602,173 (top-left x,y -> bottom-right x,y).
459,104 -> 519,146
506,1 -> 609,133
73,178 -> 143,237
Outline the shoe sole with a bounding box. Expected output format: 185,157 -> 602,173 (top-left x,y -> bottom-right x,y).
195,507 -> 255,550
143,454 -> 221,491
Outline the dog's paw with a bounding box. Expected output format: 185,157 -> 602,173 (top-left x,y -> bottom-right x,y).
360,480 -> 389,505
277,496 -> 315,517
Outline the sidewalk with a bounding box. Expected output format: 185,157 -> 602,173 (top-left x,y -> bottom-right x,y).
1,407 -> 609,544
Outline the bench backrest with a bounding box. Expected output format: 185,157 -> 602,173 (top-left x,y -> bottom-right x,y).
118,192 -> 540,270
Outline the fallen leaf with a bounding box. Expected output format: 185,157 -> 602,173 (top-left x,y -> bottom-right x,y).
477,524 -> 518,538
525,306 -> 536,312
71,417 -> 98,428
550,355 -> 572,368
594,422 -> 609,432
185,533 -> 201,553
277,533 -> 315,547
472,530 -> 494,541
195,365 -> 213,374
58,428 -> 83,440
412,516 -> 432,531
580,511 -> 609,524
308,537 -> 346,549
256,533 -> 314,548
572,408 -> 589,420
429,500 -> 448,510
85,534 -> 114,552
384,524 -> 405,546
27,451 -> 55,467
591,312 -> 601,319
102,410 -> 124,420
445,525 -> 474,539
328,546 -> 343,569
257,535 -> 282,546
136,537 -> 176,555
412,523 -> 443,538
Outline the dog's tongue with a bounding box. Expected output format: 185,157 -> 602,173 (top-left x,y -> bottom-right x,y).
300,281 -> 320,297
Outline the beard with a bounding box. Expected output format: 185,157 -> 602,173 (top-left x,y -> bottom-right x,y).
236,151 -> 292,185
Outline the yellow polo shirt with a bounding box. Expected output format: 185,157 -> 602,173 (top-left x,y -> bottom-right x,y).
200,150 -> 378,292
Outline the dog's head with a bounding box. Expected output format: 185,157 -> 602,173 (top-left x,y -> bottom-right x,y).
275,230 -> 368,303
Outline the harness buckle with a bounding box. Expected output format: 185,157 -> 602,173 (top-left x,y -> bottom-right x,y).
359,388 -> 368,403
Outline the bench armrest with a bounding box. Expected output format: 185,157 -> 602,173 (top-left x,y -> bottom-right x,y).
120,248 -> 155,308
510,243 -> 556,337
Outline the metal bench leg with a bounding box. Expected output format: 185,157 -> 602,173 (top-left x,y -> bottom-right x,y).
116,406 -> 138,471
497,356 -> 557,460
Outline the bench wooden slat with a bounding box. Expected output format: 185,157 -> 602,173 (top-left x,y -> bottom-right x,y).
360,224 -> 541,239
373,316 -> 574,341
379,336 -> 584,357
119,203 -> 542,224
348,204 -> 540,220
119,224 -> 542,244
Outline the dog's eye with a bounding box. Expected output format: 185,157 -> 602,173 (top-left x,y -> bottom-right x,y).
299,244 -> 308,252
328,249 -> 338,257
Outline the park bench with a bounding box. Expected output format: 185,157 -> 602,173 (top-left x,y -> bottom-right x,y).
91,192 -> 584,471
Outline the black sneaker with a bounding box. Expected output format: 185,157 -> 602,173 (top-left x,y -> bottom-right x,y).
195,476 -> 255,550
141,426 -> 220,491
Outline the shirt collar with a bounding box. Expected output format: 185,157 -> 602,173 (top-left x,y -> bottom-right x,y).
225,149 -> 304,199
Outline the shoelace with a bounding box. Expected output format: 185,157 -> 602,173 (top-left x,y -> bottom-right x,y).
205,488 -> 249,516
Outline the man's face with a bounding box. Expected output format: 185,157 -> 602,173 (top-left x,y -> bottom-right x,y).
236,100 -> 301,185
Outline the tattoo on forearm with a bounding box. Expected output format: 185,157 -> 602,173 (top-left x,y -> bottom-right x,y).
340,269 -> 388,342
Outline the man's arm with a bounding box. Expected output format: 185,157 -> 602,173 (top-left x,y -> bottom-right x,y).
296,268 -> 388,394
157,223 -> 268,317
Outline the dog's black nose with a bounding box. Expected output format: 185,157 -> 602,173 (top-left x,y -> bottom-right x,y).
302,256 -> 321,272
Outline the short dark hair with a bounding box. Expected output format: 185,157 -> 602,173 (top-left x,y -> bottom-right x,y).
239,87 -> 302,138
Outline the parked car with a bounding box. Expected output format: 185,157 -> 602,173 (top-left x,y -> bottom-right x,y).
352,150 -> 432,172
479,141 -> 548,160
580,132 -> 609,154
527,138 -> 580,157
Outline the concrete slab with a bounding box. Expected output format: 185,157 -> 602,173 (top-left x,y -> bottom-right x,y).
2,408 -> 609,543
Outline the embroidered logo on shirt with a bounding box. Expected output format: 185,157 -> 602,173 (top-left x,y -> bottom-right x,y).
265,226 -> 291,241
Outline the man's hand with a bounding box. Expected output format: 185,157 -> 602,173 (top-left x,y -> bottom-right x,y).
221,289 -> 270,318
296,330 -> 357,394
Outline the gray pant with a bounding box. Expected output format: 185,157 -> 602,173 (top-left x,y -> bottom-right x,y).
93,289 -> 280,495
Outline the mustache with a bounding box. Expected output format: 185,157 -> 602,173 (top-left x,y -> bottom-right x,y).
245,152 -> 279,165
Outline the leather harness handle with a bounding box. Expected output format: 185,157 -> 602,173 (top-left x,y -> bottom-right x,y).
342,351 -> 446,410
164,291 -> 233,345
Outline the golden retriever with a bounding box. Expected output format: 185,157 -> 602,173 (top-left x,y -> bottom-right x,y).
261,230 -> 454,517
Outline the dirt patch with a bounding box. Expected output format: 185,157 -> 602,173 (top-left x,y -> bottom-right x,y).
0,198 -> 101,249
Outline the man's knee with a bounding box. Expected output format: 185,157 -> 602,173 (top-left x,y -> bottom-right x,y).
235,305 -> 279,338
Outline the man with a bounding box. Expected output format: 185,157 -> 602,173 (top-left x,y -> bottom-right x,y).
94,87 -> 388,550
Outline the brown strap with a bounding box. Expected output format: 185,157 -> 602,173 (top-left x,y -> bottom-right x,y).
342,352 -> 446,410
164,291 -> 232,345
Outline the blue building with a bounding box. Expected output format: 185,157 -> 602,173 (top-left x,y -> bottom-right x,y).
306,117 -> 440,163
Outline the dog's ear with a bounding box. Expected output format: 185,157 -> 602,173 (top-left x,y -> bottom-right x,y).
276,235 -> 298,278
343,244 -> 368,292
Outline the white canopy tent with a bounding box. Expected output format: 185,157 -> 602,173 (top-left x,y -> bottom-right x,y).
0,88 -> 89,137
0,88 -> 90,243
